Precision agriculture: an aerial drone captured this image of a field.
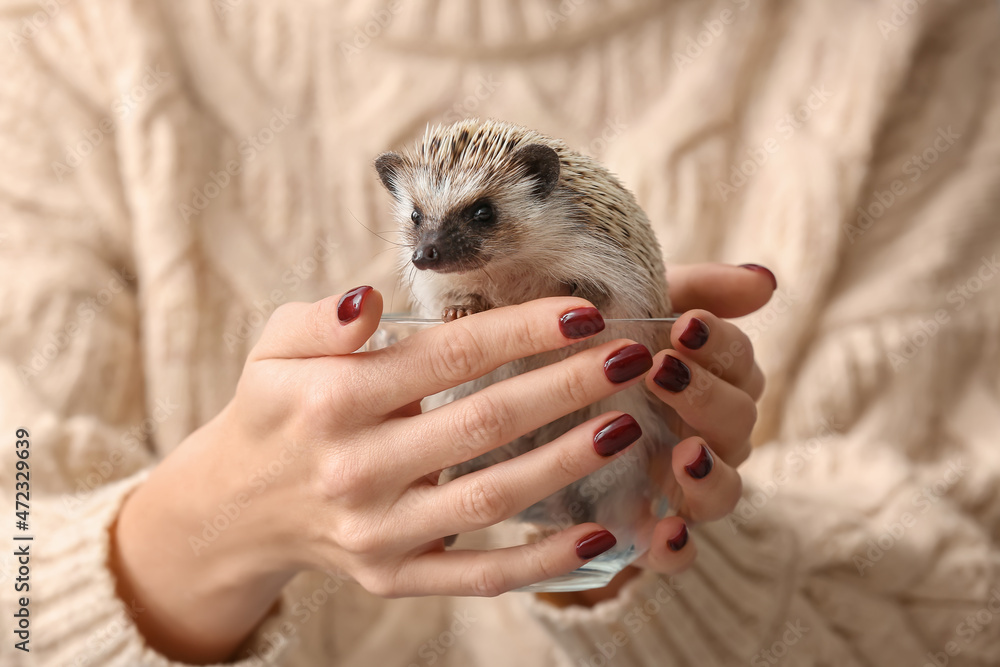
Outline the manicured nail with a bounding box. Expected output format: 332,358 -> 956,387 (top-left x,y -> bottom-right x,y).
738,263 -> 777,290
604,344 -> 652,383
559,307 -> 605,339
337,286 -> 373,324
593,414 -> 642,457
576,530 -> 617,560
653,355 -> 691,392
678,317 -> 710,350
684,444 -> 714,480
667,524 -> 689,552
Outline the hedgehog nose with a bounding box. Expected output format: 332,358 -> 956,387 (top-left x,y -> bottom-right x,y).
412,244 -> 440,270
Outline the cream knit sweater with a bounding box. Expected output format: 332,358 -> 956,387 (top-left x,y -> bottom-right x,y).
2,1 -> 1000,665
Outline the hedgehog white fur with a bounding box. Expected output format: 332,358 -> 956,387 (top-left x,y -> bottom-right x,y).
375,119 -> 678,546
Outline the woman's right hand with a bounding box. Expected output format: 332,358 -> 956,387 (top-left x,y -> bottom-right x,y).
113,286 -> 653,663
227,285 -> 654,594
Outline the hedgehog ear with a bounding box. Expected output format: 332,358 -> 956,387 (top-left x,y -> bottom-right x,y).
374,152 -> 407,198
511,144 -> 560,199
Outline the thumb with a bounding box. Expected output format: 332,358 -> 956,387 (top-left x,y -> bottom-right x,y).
667,263 -> 777,318
250,286 -> 383,360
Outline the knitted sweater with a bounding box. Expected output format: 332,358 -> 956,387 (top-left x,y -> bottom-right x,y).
2,0 -> 999,665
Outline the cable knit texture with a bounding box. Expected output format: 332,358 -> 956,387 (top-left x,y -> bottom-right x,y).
1,0 -> 999,665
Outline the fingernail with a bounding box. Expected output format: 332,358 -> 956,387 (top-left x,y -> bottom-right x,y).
593,414 -> 642,457
604,344 -> 652,383
667,524 -> 689,552
684,444 -> 714,480
738,263 -> 778,290
337,286 -> 373,324
559,307 -> 605,339
653,355 -> 691,392
576,530 -> 617,560
678,317 -> 710,350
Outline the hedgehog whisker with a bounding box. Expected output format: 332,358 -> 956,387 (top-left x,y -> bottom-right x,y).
371,246 -> 401,260
346,208 -> 406,247
479,262 -> 497,287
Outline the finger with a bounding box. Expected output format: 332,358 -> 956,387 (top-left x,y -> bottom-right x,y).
670,309 -> 756,389
251,286 -> 383,360
742,363 -> 766,403
667,263 -> 776,317
409,412 -> 643,537
403,338 -> 652,474
391,523 -> 618,597
635,516 -> 697,576
670,437 -> 742,522
646,351 -> 756,465
355,296 -> 606,410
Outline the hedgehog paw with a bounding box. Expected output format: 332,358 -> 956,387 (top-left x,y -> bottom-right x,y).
442,305 -> 479,322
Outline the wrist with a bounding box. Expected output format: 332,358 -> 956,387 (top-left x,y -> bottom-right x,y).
111,409 -> 298,663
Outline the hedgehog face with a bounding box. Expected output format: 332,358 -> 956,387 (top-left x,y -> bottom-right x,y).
375,143 -> 562,275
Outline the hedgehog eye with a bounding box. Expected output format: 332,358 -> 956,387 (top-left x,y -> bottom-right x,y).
471,203 -> 494,224
410,209 -> 422,226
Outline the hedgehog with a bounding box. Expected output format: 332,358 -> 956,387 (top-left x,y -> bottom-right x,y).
374,118 -> 678,544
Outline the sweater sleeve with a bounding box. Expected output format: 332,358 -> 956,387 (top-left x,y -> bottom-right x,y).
0,8 -> 297,667
522,3 -> 1000,666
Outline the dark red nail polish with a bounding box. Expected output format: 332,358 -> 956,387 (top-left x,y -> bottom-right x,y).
684,444 -> 714,480
667,524 -> 689,552
559,307 -> 605,339
604,344 -> 652,383
739,263 -> 778,290
337,286 -> 373,324
678,318 -> 710,350
576,530 -> 617,560
653,356 -> 691,392
594,414 -> 642,457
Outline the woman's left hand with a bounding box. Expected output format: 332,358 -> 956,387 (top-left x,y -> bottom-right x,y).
542,262 -> 775,606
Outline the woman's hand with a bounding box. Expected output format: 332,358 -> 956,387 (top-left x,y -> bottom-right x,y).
112,287 -> 660,663
542,263 -> 775,607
